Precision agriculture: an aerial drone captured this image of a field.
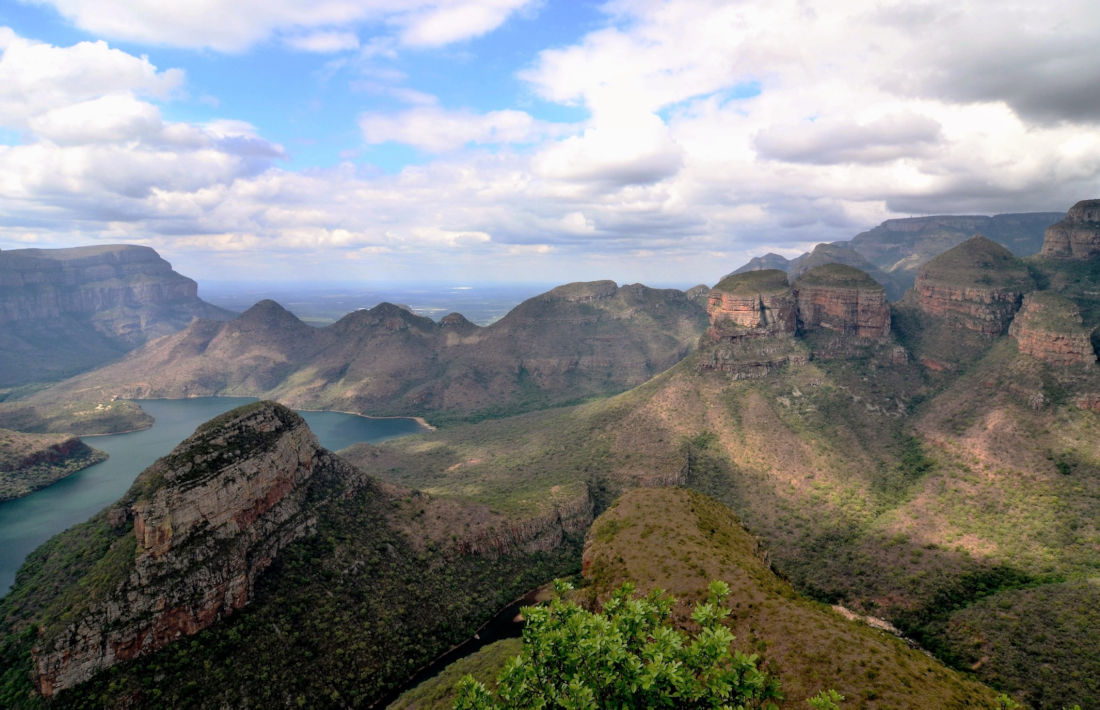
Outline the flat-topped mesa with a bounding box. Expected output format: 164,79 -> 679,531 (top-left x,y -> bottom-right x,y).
1040,199 -> 1100,259
705,270 -> 797,341
32,401 -> 349,698
915,235 -> 1034,336
1009,292 -> 1097,367
793,264 -> 891,339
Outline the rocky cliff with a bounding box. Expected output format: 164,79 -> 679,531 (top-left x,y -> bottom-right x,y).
0,244 -> 232,385
30,401 -> 345,697
698,270 -> 808,378
914,236 -> 1034,336
0,429 -> 106,501
1009,292 -> 1097,366
792,264 -> 891,339
1039,199 -> 1100,259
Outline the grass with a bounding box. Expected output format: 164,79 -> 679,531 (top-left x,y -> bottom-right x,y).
580,488 -> 1002,708
388,638 -> 522,709
793,263 -> 883,289
713,269 -> 791,295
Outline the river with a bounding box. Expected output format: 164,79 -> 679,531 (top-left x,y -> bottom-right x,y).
0,397 -> 426,595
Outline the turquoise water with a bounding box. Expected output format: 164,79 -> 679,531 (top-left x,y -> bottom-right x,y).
0,398 -> 425,595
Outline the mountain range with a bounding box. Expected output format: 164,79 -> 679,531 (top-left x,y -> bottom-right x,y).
0,202 -> 1098,708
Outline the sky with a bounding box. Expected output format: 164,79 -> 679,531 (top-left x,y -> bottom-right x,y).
0,0 -> 1098,287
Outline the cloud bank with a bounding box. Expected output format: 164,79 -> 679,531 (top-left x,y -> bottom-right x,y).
1,0 -> 1099,285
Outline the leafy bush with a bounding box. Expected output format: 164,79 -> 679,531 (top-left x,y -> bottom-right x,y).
454,580 -> 815,709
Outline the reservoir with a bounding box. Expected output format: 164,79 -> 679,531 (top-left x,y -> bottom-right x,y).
0,397 -> 426,595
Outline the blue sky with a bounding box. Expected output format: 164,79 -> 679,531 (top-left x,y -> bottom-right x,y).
0,1 -> 1098,286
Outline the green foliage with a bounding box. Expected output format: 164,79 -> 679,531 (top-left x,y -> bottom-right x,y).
453,580 -> 785,710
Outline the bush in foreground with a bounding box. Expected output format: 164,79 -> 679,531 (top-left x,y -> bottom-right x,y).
455,580 -> 842,710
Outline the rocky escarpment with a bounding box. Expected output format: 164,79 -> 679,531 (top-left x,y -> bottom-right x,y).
0,429 -> 106,501
1040,199 -> 1100,259
30,401 -> 348,697
0,244 -> 232,385
1009,292 -> 1097,366
698,270 -> 808,377
793,264 -> 891,340
914,236 -> 1034,336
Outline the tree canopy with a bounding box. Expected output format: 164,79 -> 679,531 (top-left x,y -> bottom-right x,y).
454,580 -> 840,710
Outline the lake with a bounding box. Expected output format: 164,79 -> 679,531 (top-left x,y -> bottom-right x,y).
0,397 -> 426,595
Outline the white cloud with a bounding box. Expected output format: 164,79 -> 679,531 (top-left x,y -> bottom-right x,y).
4,3 -> 1100,287
0,32 -> 182,128
30,0 -> 537,52
283,30 -> 360,53
397,0 -> 534,48
359,106 -> 549,152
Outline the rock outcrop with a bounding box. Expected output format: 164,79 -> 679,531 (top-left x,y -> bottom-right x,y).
915,236 -> 1034,336
1009,292 -> 1097,366
730,212 -> 1058,300
699,270 -> 808,377
31,401 -> 351,697
0,430 -> 106,502
0,244 -> 231,385
793,264 -> 891,339
1039,199 -> 1100,259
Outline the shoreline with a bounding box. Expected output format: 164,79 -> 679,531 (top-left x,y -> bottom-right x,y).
80,396 -> 437,437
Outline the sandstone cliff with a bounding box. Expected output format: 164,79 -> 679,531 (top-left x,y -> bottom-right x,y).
914,236 -> 1033,336
1009,292 -> 1097,366
30,401 -> 345,697
792,264 -> 891,340
1039,199 -> 1100,259
698,270 -> 808,378
0,244 -> 232,385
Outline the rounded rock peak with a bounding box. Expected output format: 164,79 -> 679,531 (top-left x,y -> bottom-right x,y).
1066,199 -> 1100,223
712,269 -> 790,295
793,263 -> 882,290
919,235 -> 1032,288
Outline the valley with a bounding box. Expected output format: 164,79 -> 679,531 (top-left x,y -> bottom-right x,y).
0,202 -> 1097,708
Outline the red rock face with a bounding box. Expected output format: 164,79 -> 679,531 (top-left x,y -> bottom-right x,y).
705,290 -> 797,341
1008,293 -> 1096,367
915,278 -> 1023,336
1012,329 -> 1096,366
1040,199 -> 1100,259
32,403 -> 340,698
795,285 -> 890,339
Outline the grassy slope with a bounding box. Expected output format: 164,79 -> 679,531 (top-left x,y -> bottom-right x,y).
387,489 -> 1004,710
582,488 -> 1001,709
349,339 -> 1098,708
388,638 -> 522,710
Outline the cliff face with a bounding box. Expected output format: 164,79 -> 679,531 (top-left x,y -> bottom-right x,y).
698,270 -> 807,378
914,236 -> 1033,336
1039,199 -> 1100,259
31,402 -> 345,697
1009,292 -> 1096,366
793,264 -> 891,339
0,245 -> 232,385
